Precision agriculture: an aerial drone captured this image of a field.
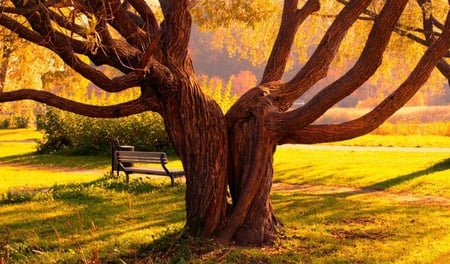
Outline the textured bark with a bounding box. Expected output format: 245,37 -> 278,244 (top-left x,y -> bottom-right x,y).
219,87 -> 281,245
161,71 -> 228,237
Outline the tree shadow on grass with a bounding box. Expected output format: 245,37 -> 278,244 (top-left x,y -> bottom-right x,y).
365,157 -> 450,190
0,176 -> 186,263
340,158 -> 450,196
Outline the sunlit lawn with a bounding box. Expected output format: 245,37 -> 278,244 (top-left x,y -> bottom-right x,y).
1,128 -> 450,263
274,147 -> 450,197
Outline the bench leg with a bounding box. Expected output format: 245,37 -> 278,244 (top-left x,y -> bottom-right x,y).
125,173 -> 130,183
169,174 -> 175,187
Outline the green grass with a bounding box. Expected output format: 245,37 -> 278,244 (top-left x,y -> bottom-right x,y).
0,179 -> 186,263
1,128 -> 450,263
0,128 -> 43,141
274,147 -> 450,197
0,128 -> 42,158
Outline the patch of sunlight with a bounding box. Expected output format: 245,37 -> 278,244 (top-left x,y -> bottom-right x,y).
0,165 -> 103,193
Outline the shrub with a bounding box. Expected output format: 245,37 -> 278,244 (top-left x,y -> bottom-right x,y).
37,108 -> 170,155
13,116 -> 29,128
0,117 -> 29,129
0,119 -> 10,129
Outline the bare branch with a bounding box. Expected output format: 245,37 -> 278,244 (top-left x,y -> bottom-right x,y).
261,0 -> 320,84
127,0 -> 160,37
276,0 -> 408,128
437,59 -> 450,81
47,9 -> 88,38
269,0 -> 372,109
0,14 -> 45,45
338,0 -> 450,58
160,0 -> 191,64
0,89 -> 161,117
279,10 -> 450,145
104,0 -> 151,50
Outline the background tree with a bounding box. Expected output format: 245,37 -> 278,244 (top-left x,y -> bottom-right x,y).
0,0 -> 449,246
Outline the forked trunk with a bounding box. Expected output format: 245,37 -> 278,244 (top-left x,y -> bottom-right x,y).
220,87 -> 283,245
161,72 -> 282,245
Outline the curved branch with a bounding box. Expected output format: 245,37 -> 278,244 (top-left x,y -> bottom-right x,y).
0,15 -> 44,44
0,13 -> 144,92
261,0 -> 320,83
280,11 -> 450,145
47,9 -> 87,38
365,0 -> 449,57
0,89 -> 160,117
271,0 -> 408,135
128,0 -> 160,37
160,0 -> 191,65
105,0 -> 150,50
271,0 -> 372,107
335,0 -> 450,58
437,59 -> 450,81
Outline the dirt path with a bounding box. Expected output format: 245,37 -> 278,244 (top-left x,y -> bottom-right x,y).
272,182 -> 450,207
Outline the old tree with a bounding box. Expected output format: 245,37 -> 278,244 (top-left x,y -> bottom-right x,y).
1,0 -> 450,245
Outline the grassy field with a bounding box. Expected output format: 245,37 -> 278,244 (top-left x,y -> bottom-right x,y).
0,129 -> 450,263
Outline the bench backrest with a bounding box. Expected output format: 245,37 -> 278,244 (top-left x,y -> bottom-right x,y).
115,151 -> 168,164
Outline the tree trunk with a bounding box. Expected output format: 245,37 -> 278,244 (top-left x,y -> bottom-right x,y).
156,61 -> 229,238
219,87 -> 282,245
161,74 -> 282,245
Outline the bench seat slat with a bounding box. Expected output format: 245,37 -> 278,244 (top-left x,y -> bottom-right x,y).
119,158 -> 162,163
123,167 -> 184,177
117,152 -> 167,163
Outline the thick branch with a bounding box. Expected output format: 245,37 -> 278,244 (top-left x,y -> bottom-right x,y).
280,11 -> 450,145
271,0 -> 372,107
0,14 -> 44,45
437,59 -> 450,81
128,0 -> 160,37
0,89 -> 160,117
104,0 -> 150,50
0,13 -> 146,92
271,0 -> 408,137
160,0 -> 191,65
261,0 -> 320,83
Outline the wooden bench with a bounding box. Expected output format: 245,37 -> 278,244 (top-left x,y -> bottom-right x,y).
111,138 -> 134,175
115,150 -> 184,186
